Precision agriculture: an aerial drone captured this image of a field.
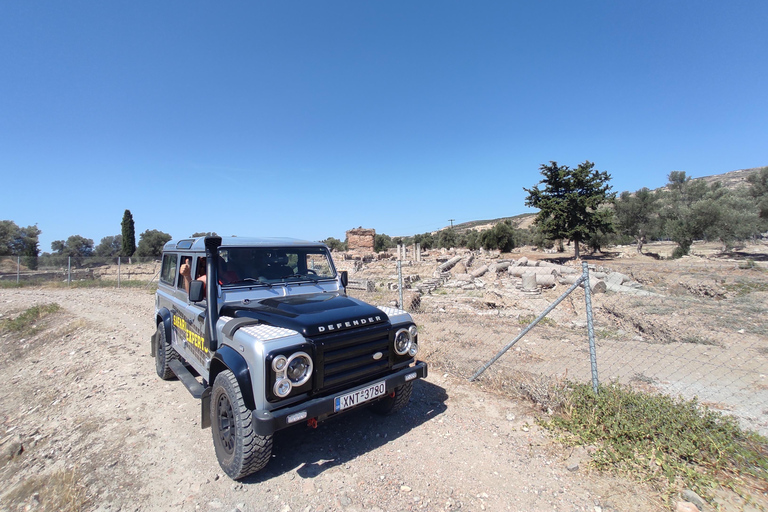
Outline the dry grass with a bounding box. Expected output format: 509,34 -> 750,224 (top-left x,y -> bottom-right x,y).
2,467 -> 89,512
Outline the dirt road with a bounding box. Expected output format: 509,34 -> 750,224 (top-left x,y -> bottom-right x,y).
0,287 -> 676,512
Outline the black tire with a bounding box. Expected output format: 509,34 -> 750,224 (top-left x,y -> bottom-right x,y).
211,370 -> 273,479
154,322 -> 178,380
370,382 -> 413,416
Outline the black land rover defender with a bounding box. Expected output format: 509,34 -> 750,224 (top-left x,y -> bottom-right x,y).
151,236 -> 427,478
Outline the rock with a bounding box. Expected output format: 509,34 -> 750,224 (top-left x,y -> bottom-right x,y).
400,485 -> 412,492
566,462 -> 579,472
675,502 -> 700,512
605,272 -> 631,285
1,435 -> 23,460
681,490 -> 705,511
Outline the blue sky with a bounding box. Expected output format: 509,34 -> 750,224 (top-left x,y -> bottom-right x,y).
1,1 -> 766,252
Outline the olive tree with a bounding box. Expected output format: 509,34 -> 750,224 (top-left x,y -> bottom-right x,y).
135,230 -> 172,258
614,188 -> 659,254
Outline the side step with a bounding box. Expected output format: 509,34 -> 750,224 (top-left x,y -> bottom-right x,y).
169,359 -> 206,398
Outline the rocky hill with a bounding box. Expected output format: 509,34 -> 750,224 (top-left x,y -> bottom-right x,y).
436,165 -> 766,234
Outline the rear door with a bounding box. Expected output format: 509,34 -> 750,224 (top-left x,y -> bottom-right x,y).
172,255 -> 211,375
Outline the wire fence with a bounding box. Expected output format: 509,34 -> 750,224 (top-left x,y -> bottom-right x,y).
3,249 -> 767,435
0,256 -> 161,287
342,249 -> 768,436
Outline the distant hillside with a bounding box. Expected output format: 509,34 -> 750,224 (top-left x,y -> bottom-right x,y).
450,213 -> 536,233
431,165 -> 766,235
690,166 -> 764,190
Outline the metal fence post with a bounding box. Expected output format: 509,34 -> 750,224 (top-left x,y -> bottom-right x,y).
17,256 -> 20,284
118,257 -> 121,289
582,261 -> 599,394
471,276 -> 585,381
397,259 -> 404,309
67,257 -> 71,286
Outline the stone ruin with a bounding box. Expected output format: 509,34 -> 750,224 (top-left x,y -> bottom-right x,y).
346,228 -> 375,252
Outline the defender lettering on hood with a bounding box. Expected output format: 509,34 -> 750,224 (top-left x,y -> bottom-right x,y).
318,315 -> 383,333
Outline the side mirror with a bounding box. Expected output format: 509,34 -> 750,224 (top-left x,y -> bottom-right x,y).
189,280 -> 205,303
340,270 -> 348,288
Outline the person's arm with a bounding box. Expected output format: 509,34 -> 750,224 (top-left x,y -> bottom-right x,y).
180,262 -> 192,293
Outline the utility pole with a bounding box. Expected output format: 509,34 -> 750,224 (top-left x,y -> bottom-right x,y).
448,219 -> 455,229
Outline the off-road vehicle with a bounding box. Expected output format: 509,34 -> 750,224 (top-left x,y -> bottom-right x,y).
151,236 -> 427,478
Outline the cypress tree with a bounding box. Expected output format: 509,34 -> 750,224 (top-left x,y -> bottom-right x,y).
121,210 -> 136,258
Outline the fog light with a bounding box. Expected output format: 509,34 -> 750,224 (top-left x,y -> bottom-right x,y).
404,372 -> 417,382
287,411 -> 308,424
274,378 -> 292,398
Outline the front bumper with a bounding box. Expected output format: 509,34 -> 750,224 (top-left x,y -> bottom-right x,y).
252,361 -> 428,436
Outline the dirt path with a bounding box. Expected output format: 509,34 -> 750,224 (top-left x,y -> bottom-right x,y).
0,287 -> 727,512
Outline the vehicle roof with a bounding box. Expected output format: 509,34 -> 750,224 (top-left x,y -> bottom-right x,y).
162,236 -> 328,252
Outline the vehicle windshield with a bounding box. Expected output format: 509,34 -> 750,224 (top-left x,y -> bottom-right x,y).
217,247 -> 336,286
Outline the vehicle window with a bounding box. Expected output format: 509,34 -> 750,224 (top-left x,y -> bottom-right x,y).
195,257 -> 206,280
178,256 -> 193,290
160,254 -> 178,285
218,247 -> 336,284
306,253 -> 332,276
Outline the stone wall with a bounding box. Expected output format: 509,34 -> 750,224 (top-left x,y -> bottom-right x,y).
346,228 -> 376,252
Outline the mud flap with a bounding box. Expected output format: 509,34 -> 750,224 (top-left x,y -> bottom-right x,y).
201,387 -> 211,429
150,331 -> 157,357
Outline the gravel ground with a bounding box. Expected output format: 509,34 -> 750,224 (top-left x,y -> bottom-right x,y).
0,287 -> 762,512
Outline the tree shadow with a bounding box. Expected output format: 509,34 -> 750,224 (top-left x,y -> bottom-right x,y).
241,379 -> 448,483
718,251 -> 768,262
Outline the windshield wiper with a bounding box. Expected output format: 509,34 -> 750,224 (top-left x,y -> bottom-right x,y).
229,277 -> 272,288
284,273 -> 320,283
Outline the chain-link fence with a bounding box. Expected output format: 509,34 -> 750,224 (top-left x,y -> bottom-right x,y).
3,249 -> 767,434
343,249 -> 768,436
0,256 -> 161,287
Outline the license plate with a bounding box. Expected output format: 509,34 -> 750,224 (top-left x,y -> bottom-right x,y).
334,381 -> 386,412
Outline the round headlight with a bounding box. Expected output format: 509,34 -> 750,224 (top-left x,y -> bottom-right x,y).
394,328 -> 412,356
272,355 -> 287,372
286,352 -> 313,386
409,325 -> 418,338
409,344 -> 419,357
274,378 -> 292,398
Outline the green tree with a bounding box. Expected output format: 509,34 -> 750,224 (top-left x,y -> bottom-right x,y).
191,232 -> 218,237
413,232 -> 434,250
121,210 -> 136,258
17,225 -> 41,270
374,233 -> 394,253
51,235 -> 94,266
135,229 -> 172,258
95,235 -> 123,258
0,220 -> 16,256
0,221 -> 41,269
747,166 -> 768,229
614,188 -> 659,254
705,191 -> 762,250
464,230 -> 481,250
480,221 -> 517,252
659,172 -> 716,257
437,228 -> 457,249
524,161 -> 615,259
322,237 -> 347,251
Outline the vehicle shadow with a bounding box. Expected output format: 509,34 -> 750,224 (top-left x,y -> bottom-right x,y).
241,379 -> 448,483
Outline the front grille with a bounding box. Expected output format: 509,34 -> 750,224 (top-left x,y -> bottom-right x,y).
313,323 -> 391,394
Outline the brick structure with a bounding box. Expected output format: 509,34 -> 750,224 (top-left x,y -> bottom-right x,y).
346,228 -> 376,252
